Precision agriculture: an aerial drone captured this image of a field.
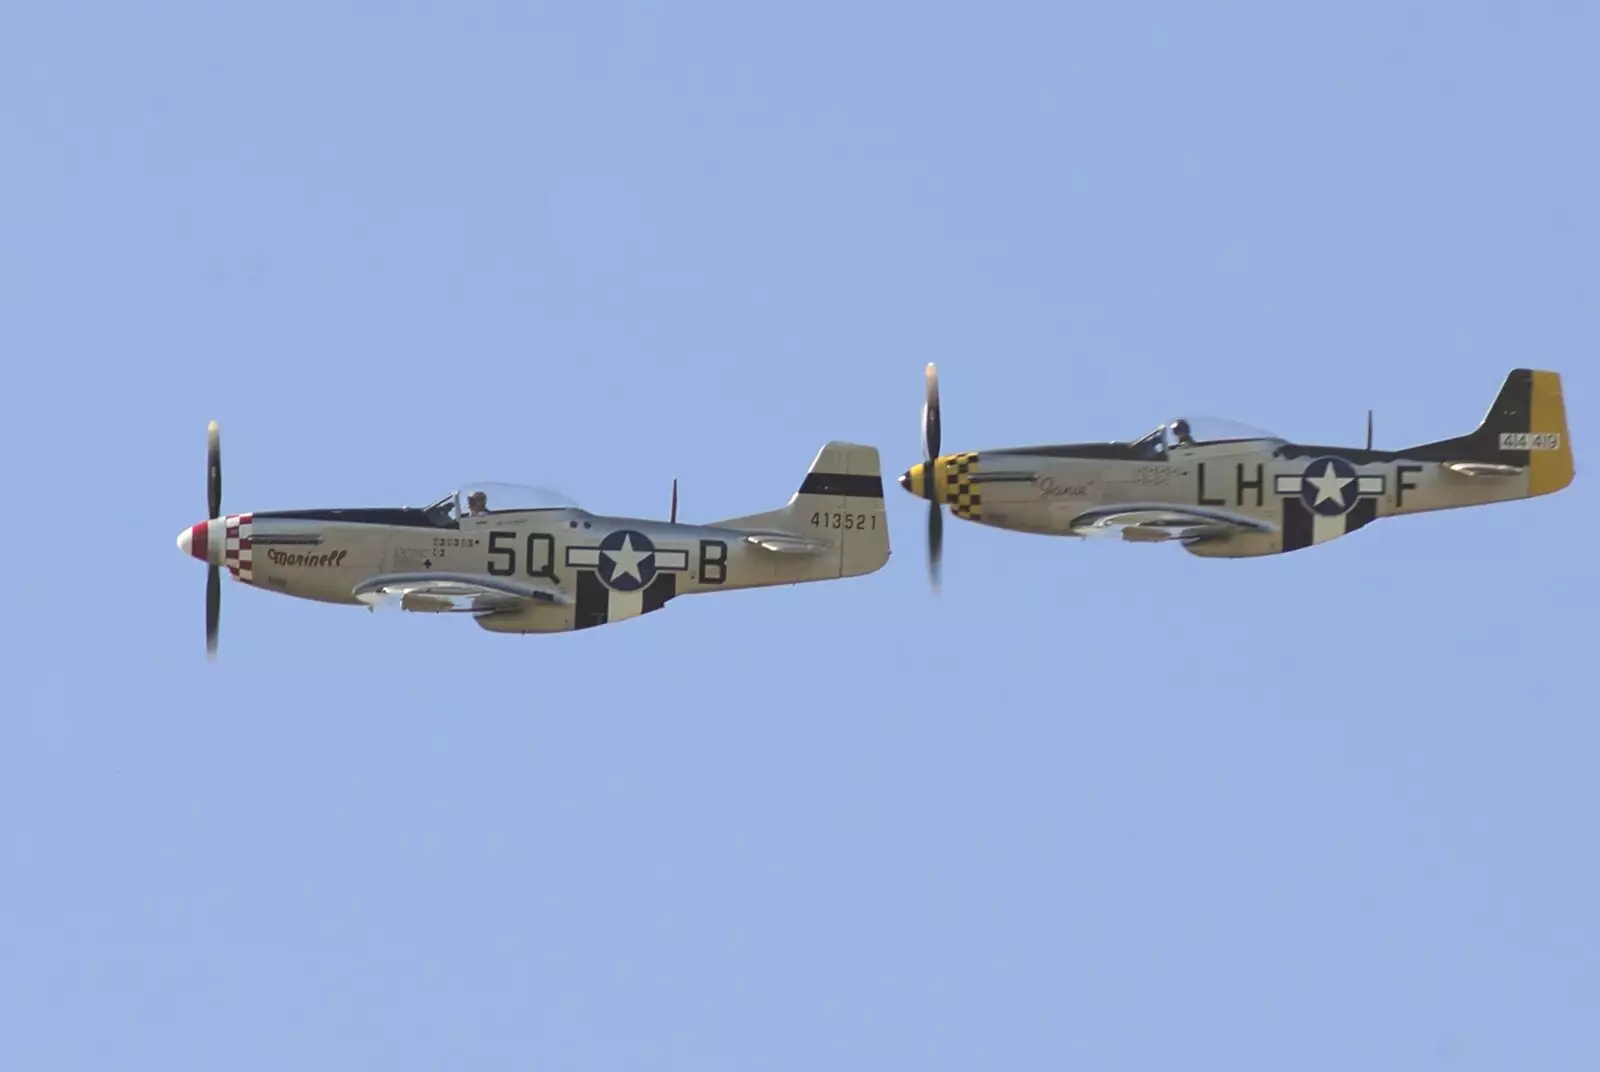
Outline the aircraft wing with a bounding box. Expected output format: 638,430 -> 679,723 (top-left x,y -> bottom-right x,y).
352,571 -> 569,614
1067,502 -> 1277,543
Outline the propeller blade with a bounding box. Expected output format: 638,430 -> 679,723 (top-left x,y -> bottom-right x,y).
206,564 -> 220,658
921,363 -> 944,592
921,362 -> 942,463
207,419 -> 222,519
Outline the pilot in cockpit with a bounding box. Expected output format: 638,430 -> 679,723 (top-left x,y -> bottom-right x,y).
466,490 -> 489,516
1170,418 -> 1195,448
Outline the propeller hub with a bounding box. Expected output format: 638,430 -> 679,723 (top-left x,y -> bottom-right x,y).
900,461 -> 952,502
177,520 -> 221,565
898,463 -> 928,499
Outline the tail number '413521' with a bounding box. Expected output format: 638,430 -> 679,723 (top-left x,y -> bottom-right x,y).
811,511 -> 877,530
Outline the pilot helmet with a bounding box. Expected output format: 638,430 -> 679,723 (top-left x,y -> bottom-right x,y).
467,490 -> 488,510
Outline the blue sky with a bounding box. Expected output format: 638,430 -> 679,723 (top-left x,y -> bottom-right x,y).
3,2 -> 1596,1068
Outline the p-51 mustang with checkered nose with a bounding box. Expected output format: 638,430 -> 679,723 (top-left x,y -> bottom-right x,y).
900,364 -> 1574,588
178,423 -> 890,655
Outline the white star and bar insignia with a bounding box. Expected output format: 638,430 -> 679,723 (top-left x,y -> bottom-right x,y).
1273,456 -> 1384,516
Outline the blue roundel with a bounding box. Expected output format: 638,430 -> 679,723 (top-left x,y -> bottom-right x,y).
596,528 -> 657,591
1299,455 -> 1359,516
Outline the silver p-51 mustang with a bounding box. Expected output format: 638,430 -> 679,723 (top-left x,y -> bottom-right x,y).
179,424 -> 890,655
900,364 -> 1574,587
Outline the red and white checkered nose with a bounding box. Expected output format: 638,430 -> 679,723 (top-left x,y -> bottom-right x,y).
176,520 -> 219,565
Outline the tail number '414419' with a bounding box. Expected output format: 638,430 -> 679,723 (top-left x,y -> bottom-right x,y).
1500,432 -> 1562,451
811,511 -> 878,530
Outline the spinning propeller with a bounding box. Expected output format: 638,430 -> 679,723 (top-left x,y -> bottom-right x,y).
919,362 -> 943,592
204,420 -> 222,657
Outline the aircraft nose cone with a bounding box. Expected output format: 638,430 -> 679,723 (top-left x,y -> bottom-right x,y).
177,521 -> 211,563
899,463 -> 927,498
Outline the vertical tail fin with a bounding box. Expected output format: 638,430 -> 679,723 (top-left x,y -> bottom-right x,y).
712,441 -> 891,578
793,442 -> 891,578
1409,368 -> 1575,496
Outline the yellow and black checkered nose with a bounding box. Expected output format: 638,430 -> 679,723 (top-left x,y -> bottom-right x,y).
898,454 -> 982,519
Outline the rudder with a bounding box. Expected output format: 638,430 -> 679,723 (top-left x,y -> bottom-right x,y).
1526,370 -> 1575,495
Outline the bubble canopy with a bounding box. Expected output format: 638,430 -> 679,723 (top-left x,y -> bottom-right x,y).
1171,412 -> 1280,441
1163,416 -> 1282,445
1118,416 -> 1282,459
424,482 -> 583,523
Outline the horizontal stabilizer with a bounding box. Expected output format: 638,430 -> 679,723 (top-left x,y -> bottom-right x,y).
1444,460 -> 1525,477
742,532 -> 831,554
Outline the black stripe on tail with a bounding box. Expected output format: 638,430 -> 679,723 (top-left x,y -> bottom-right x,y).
798,472 -> 884,497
